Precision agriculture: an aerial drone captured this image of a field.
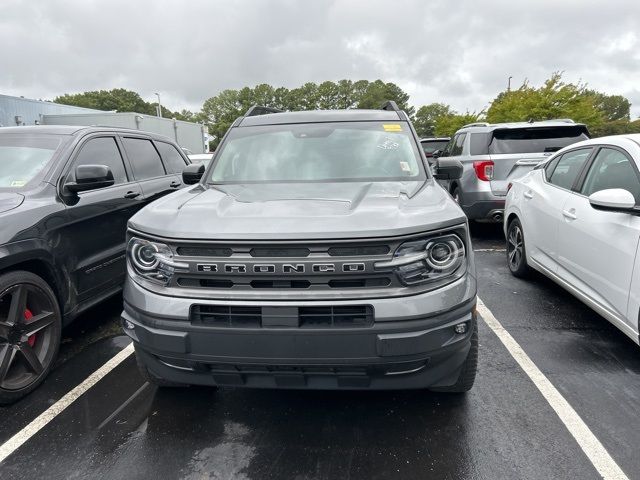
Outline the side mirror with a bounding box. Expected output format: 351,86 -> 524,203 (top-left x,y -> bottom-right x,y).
432,149 -> 442,159
433,158 -> 463,180
589,189 -> 637,214
183,163 -> 205,185
65,165 -> 114,193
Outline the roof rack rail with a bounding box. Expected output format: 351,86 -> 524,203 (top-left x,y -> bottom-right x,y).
244,105 -> 283,117
380,100 -> 400,112
546,118 -> 575,124
461,122 -> 490,129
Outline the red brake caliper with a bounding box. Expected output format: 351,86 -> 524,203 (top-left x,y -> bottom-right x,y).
24,309 -> 36,347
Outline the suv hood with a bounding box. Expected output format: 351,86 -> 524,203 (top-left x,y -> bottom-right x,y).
0,192 -> 25,214
129,182 -> 466,240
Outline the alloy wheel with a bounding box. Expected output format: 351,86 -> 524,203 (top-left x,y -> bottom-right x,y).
508,224 -> 524,271
0,283 -> 56,390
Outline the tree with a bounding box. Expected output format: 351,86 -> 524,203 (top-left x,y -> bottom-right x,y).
200,80 -> 415,146
486,73 -> 604,128
435,112 -> 484,137
54,88 -> 194,121
356,80 -> 415,116
584,90 -> 630,121
55,88 -> 153,114
414,103 -> 455,137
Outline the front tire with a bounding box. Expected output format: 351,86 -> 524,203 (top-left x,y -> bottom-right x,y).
430,322 -> 478,393
135,346 -> 188,388
0,271 -> 62,405
507,218 -> 530,278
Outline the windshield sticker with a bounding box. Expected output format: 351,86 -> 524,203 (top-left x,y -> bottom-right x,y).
377,138 -> 400,150
383,124 -> 402,132
10,180 -> 26,187
400,161 -> 411,172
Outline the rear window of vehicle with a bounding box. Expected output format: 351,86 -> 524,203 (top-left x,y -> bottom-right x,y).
122,137 -> 166,180
209,122 -> 425,183
420,140 -> 448,155
488,126 -> 589,155
156,141 -> 188,174
0,135 -> 63,189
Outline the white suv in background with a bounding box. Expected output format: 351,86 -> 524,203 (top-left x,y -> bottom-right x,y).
505,134 -> 640,345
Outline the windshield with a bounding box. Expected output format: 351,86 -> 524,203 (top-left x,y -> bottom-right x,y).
488,126 -> 589,155
209,122 -> 424,183
421,140 -> 449,155
0,134 -> 63,189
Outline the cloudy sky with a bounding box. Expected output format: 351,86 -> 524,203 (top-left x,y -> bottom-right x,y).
2,0 -> 639,116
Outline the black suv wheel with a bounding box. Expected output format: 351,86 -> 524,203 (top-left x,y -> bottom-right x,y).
0,271 -> 61,404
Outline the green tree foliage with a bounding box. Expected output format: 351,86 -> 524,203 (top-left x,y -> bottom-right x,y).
486,73 -> 604,128
201,80 -> 414,146
54,88 -> 192,120
584,90 -> 631,121
435,112 -> 484,137
590,118 -> 640,137
414,103 -> 455,137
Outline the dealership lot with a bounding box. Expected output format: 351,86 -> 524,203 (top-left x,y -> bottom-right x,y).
0,225 -> 636,480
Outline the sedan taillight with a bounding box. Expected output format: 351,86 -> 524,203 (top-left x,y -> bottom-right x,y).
473,160 -> 494,181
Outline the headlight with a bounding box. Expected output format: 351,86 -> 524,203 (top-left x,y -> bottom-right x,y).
375,233 -> 466,286
127,237 -> 188,285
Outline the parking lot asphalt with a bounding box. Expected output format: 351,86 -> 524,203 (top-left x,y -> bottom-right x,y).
1,225 -> 639,480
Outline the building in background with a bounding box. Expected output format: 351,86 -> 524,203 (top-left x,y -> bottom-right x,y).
0,93 -> 208,153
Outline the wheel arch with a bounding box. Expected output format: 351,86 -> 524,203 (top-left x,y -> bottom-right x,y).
0,247 -> 67,315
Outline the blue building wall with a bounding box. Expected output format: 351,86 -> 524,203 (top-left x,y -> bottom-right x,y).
0,94 -> 102,127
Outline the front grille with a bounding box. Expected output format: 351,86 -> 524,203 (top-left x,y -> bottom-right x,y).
176,276 -> 392,290
170,237 -> 406,299
191,305 -> 262,327
190,304 -> 374,328
298,306 -> 373,328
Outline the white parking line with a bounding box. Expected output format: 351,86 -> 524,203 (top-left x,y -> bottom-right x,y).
477,299 -> 629,480
0,343 -> 134,464
474,248 -> 506,252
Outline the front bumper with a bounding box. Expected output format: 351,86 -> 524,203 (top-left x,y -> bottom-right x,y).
122,274 -> 477,390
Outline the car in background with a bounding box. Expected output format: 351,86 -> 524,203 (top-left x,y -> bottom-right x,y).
436,120 -> 590,222
420,137 -> 450,161
188,152 -> 214,168
0,125 -> 189,403
505,134 -> 640,346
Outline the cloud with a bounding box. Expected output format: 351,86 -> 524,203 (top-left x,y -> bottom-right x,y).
1,0 -> 639,117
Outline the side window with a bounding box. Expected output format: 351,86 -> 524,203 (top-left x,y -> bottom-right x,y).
70,137 -> 128,185
581,148 -> 640,203
450,133 -> 466,156
122,137 -> 165,180
543,155 -> 562,178
548,148 -> 592,190
469,133 -> 489,155
442,136 -> 456,157
156,142 -> 188,174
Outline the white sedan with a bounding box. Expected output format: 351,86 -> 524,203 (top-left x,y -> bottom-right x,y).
504,134 -> 640,345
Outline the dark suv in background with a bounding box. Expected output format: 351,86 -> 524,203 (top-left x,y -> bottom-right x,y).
0,125 -> 189,403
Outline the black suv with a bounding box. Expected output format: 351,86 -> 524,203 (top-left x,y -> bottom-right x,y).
0,125 -> 189,403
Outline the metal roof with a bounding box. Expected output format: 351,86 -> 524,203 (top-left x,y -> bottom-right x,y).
0,124 -> 173,141
238,109 -> 403,126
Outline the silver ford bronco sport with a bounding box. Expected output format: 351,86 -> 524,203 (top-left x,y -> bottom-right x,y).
122,102 -> 478,392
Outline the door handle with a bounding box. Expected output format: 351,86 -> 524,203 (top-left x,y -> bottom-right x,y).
170,181 -> 181,188
124,191 -> 141,199
562,209 -> 577,220
523,191 -> 534,199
